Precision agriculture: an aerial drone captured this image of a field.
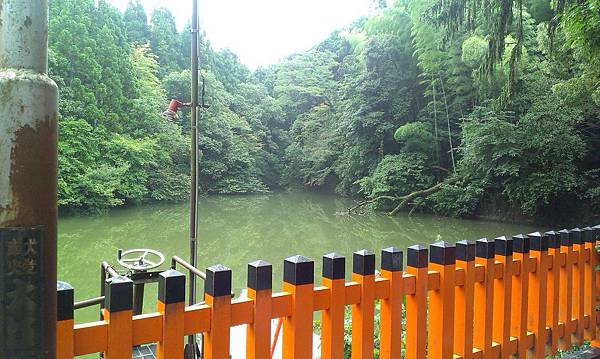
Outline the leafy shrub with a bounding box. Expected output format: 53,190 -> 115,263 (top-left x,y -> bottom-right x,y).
357,153 -> 434,203
394,122 -> 434,154
459,102 -> 585,216
428,178 -> 487,217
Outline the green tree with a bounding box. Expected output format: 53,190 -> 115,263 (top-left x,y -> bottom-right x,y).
150,8 -> 182,77
123,0 -> 150,44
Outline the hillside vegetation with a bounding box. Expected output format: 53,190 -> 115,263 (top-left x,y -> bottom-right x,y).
52,0 -> 600,222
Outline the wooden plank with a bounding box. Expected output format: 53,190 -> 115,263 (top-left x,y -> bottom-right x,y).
351,250 -> 376,359
492,237 -> 512,359
406,245 -> 428,359
454,240 -> 475,359
473,239 -> 494,358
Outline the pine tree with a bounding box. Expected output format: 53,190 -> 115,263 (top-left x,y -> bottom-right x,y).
123,0 -> 150,44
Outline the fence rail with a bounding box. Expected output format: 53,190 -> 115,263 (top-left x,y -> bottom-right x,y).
56,225 -> 600,358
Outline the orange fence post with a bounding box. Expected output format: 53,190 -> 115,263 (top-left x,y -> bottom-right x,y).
282,255 -> 314,359
511,234 -> 530,358
583,227 -> 597,341
571,228 -> 585,345
493,236 -> 512,359
246,260 -> 273,359
527,232 -> 549,359
428,241 -> 455,359
545,231 -> 561,355
379,247 -> 403,359
321,253 -> 346,359
454,240 -> 475,359
474,238 -> 494,358
352,250 -> 376,359
558,229 -> 574,350
157,269 -> 185,359
594,225 -> 600,342
56,281 -> 74,359
406,245 -> 428,359
104,276 -> 133,359
204,265 -> 232,359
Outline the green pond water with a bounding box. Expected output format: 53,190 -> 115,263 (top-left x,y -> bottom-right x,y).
58,190 -> 540,324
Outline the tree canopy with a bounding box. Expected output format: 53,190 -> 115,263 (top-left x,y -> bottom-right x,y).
50,0 -> 600,223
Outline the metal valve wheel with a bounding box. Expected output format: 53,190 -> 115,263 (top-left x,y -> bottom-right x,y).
117,248 -> 165,271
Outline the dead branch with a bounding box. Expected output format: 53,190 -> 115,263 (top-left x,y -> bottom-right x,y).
388,180 -> 450,216
408,197 -> 426,217
347,195 -> 399,214
347,177 -> 458,216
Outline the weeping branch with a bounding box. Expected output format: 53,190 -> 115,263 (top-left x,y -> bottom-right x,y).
425,0 -> 526,105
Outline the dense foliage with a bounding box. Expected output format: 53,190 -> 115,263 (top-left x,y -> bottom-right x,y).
52,0 -> 599,222
51,0 -> 283,213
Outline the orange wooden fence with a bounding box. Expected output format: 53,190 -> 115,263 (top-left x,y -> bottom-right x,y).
56,226 -> 600,358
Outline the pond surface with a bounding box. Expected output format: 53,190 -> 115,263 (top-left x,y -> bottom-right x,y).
58,190 -> 540,324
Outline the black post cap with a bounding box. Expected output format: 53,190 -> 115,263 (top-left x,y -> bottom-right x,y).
528,232 -> 549,251
407,245 -> 428,268
105,275 -> 133,313
205,264 -> 232,297
284,255 -> 314,285
323,253 -> 345,280
570,228 -> 582,245
582,227 -> 594,243
545,231 -> 560,248
430,241 -> 456,265
57,281 -> 74,321
158,269 -> 185,304
353,250 -> 375,275
494,236 -> 513,256
381,247 -> 403,272
456,240 -> 475,261
559,229 -> 572,247
512,234 -> 530,253
476,238 -> 495,259
248,260 -> 272,290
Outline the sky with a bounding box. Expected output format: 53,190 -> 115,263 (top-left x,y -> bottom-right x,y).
106,0 -> 375,69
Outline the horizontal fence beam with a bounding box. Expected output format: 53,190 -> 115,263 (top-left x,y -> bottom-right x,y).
57,226 -> 600,358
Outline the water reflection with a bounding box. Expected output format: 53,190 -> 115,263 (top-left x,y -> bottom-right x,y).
58,190 -> 539,323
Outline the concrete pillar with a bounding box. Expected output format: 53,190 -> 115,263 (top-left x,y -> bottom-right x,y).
0,0 -> 58,357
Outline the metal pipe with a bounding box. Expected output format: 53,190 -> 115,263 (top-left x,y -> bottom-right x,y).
99,263 -> 106,320
0,1 -> 58,357
172,256 -> 206,280
189,0 -> 200,304
74,296 -> 105,310
101,261 -> 119,278
188,0 -> 200,355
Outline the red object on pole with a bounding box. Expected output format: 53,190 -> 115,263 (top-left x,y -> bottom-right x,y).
163,99 -> 192,123
167,99 -> 188,112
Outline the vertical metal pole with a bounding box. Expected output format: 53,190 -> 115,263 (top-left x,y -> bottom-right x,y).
100,264 -> 106,321
132,280 -> 145,316
188,0 -> 200,355
0,1 -> 58,358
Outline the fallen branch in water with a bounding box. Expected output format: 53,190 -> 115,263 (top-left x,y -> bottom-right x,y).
408,197 -> 426,217
347,195 -> 399,214
348,177 -> 458,216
